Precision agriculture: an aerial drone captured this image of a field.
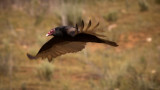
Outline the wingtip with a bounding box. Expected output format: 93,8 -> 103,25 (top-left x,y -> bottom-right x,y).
89,20 -> 91,24
26,53 -> 37,60
81,20 -> 84,25
104,40 -> 119,47
108,41 -> 118,47
97,22 -> 100,26
76,24 -> 78,30
114,44 -> 119,47
112,42 -> 119,47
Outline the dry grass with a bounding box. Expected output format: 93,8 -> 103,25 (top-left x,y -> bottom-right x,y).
138,0 -> 149,12
0,0 -> 160,90
36,60 -> 54,81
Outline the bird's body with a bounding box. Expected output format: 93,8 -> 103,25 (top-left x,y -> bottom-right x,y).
27,20 -> 118,62
53,26 -> 76,37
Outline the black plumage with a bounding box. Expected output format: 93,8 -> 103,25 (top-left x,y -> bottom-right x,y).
27,20 -> 118,62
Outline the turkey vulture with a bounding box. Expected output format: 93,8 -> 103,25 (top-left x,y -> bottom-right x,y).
27,20 -> 118,62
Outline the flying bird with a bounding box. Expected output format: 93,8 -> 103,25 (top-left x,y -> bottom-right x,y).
27,20 -> 118,62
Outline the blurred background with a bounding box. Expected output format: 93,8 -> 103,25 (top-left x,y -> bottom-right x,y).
0,0 -> 160,90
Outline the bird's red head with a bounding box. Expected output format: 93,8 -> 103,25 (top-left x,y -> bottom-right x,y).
46,29 -> 55,36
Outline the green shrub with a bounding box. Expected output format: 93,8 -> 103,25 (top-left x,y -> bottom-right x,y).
155,0 -> 160,4
36,61 -> 54,81
0,54 -> 9,76
138,0 -> 149,12
103,11 -> 118,22
55,2 -> 82,26
0,38 -> 11,76
34,15 -> 44,26
66,4 -> 82,25
21,83 -> 27,90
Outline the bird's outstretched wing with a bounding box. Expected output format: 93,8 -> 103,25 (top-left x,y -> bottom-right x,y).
74,33 -> 118,47
75,20 -> 118,46
27,33 -> 118,62
27,37 -> 86,62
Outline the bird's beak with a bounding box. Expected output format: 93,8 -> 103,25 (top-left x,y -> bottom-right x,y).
46,34 -> 49,37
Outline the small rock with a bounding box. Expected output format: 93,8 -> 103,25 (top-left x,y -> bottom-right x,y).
146,37 -> 152,42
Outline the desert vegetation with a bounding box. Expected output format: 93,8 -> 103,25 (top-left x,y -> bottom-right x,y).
0,0 -> 160,90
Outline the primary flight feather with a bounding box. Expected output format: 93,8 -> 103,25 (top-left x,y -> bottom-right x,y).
27,20 -> 118,62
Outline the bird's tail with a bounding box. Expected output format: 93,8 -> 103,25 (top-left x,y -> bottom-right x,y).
26,53 -> 37,60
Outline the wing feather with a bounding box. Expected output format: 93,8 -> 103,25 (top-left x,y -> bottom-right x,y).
85,20 -> 91,31
79,20 -> 84,32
